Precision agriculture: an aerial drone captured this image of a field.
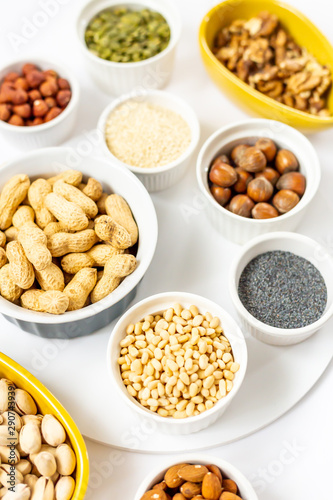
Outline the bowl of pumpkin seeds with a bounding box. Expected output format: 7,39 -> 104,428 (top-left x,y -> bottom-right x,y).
76,0 -> 182,95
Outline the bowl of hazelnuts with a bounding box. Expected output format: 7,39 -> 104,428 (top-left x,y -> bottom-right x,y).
196,119 -> 320,244
0,58 -> 79,149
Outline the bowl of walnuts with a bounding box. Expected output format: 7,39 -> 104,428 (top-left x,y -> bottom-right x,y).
0,58 -> 79,150
196,119 -> 320,244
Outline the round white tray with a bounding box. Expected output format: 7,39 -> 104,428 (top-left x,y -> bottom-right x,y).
1,151 -> 332,453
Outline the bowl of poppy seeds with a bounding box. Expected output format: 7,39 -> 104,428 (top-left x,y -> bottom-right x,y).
229,232 -> 333,346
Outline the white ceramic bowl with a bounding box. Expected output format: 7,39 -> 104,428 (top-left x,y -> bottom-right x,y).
98,90 -> 200,192
134,454 -> 258,500
0,58 -> 79,150
76,0 -> 181,96
229,232 -> 333,346
107,292 -> 248,435
196,119 -> 321,244
0,147 -> 158,339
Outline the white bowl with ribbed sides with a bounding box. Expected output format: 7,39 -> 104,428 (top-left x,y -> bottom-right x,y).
0,147 -> 158,339
107,292 -> 247,435
229,232 -> 333,346
0,58 -> 79,150
76,0 -> 181,96
196,119 -> 321,244
134,454 -> 258,500
98,90 -> 200,192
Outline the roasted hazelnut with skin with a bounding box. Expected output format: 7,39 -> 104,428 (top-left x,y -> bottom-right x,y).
40,80 -> 58,97
273,189 -> 300,213
27,117 -> 44,126
276,172 -> 306,196
26,70 -> 46,88
8,114 -> 24,126
252,203 -> 279,219
44,107 -> 62,122
275,149 -> 299,174
210,184 -> 232,206
43,69 -> 58,78
233,167 -> 253,193
209,159 -> 237,187
56,89 -> 71,108
22,63 -> 38,75
58,78 -> 70,90
33,99 -> 49,117
255,138 -> 277,162
229,194 -> 255,217
28,89 -> 42,101
11,89 -> 28,105
4,72 -> 20,82
237,146 -> 267,173
13,103 -> 31,119
231,144 -> 250,164
255,167 -> 280,186
247,177 -> 274,202
0,104 -> 11,121
45,97 -> 57,108
14,78 -> 29,91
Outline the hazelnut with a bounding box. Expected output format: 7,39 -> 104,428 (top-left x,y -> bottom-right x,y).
22,63 -> 38,75
28,89 -> 42,101
247,177 -> 273,202
33,99 -> 49,117
40,80 -> 58,97
273,189 -> 300,214
233,167 -> 253,193
43,69 -> 58,78
210,184 -> 232,206
13,103 -> 31,119
58,78 -> 71,90
44,107 -> 62,122
4,72 -> 20,82
26,70 -> 46,88
252,203 -> 279,219
8,114 -> 24,126
45,97 -> 57,108
11,89 -> 28,105
0,88 -> 14,103
231,144 -> 250,164
275,149 -> 299,174
255,138 -> 277,162
27,117 -> 44,126
237,147 -> 267,172
0,104 -> 11,121
255,167 -> 280,186
14,77 -> 29,91
56,89 -> 71,108
276,171 -> 306,196
229,194 -> 255,217
209,159 -> 237,187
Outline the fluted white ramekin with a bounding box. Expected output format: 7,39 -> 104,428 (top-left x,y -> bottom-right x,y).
229,232 -> 333,346
98,90 -> 200,192
107,292 -> 247,435
134,454 -> 258,500
196,119 -> 321,244
76,0 -> 181,96
0,58 -> 79,150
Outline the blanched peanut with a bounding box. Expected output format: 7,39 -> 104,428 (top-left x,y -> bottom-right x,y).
64,267 -> 97,311
0,174 -> 30,230
45,193 -> 89,231
105,194 -> 138,245
21,290 -> 69,314
28,179 -> 56,229
91,254 -> 136,303
94,215 -> 132,249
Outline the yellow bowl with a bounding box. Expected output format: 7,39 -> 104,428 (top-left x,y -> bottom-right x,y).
199,0 -> 333,132
0,352 -> 89,500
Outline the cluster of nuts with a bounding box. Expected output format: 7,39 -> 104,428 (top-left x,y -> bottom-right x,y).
213,11 -> 331,116
141,462 -> 243,500
209,138 -> 306,219
118,304 -> 239,419
0,64 -> 72,127
0,378 -> 76,500
0,169 -> 138,314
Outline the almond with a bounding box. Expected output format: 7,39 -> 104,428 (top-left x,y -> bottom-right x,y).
173,495 -> 187,500
141,490 -> 168,500
153,481 -> 167,491
192,497 -> 204,500
207,466 -> 222,484
221,480 -> 238,494
180,482 -> 201,499
219,493 -> 242,500
165,464 -> 188,489
202,473 -> 222,500
178,465 -> 209,483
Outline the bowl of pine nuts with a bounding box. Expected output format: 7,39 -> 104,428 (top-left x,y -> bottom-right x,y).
107,292 -> 247,435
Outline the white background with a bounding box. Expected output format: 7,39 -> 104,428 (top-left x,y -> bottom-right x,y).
1,0 -> 333,498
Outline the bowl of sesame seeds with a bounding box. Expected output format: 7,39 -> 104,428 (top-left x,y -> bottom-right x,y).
107,292 -> 247,435
229,231 -> 333,346
97,90 -> 200,192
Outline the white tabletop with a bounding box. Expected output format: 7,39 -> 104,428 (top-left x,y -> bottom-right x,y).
1,0 -> 333,498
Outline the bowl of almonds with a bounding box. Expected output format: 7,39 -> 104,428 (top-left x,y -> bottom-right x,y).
134,455 -> 258,500
107,292 -> 247,435
0,352 -> 89,500
0,58 -> 79,150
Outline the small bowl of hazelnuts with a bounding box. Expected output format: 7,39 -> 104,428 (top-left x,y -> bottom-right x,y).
0,58 -> 79,150
196,119 -> 321,244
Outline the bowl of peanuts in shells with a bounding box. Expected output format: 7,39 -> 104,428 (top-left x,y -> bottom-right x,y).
107,292 -> 247,435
